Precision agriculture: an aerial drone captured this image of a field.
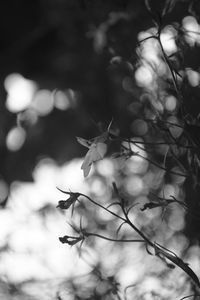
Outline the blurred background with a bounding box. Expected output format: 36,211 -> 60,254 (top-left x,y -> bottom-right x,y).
0,0 -> 200,299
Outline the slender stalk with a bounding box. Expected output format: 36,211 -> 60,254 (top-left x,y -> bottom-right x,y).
121,203 -> 155,248
179,295 -> 200,300
137,35 -> 157,46
85,232 -> 145,243
157,35 -> 180,98
157,33 -> 187,119
121,144 -> 188,178
136,151 -> 188,177
79,193 -> 126,222
129,140 -> 193,149
79,193 -> 154,247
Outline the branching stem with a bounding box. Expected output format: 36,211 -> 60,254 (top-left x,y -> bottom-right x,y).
79,193 -> 154,248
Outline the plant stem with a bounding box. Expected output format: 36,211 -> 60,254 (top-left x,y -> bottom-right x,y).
85,232 -> 145,243
79,193 -> 154,247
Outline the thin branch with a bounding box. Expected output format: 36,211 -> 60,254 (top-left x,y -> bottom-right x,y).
79,193 -> 154,247
137,35 -> 158,45
85,232 -> 145,243
137,151 -> 188,177
122,137 -> 194,150
179,294 -> 200,300
157,35 -> 180,98
79,193 -> 126,222
121,144 -> 188,178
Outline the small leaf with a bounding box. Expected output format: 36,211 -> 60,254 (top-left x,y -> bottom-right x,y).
162,0 -> 177,17
144,0 -> 152,12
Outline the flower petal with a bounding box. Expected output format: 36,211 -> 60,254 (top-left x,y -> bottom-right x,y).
96,142 -> 107,158
81,143 -> 107,177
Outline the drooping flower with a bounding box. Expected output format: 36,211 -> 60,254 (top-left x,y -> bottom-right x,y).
56,189 -> 80,210
59,235 -> 83,246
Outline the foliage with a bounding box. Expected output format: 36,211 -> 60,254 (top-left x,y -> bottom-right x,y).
55,1 -> 200,299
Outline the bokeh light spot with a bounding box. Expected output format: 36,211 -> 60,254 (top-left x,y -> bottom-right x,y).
135,65 -> 154,87
125,175 -> 144,196
54,90 -> 71,110
168,206 -> 185,231
4,73 -> 37,113
138,29 -> 159,65
17,108 -> 38,127
96,158 -> 115,178
182,16 -> 200,46
32,89 -> 54,116
90,177 -> 107,197
122,76 -> 134,93
167,116 -> 183,138
6,127 -> 26,151
131,119 -> 148,136
0,180 -> 9,201
160,26 -> 177,54
186,68 -> 200,87
165,95 -> 177,111
162,184 -> 176,199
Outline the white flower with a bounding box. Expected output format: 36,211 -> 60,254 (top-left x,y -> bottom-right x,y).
77,133 -> 108,177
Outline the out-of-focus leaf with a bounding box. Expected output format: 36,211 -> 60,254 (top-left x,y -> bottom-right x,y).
162,0 -> 177,16
185,123 -> 200,148
144,0 -> 152,13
